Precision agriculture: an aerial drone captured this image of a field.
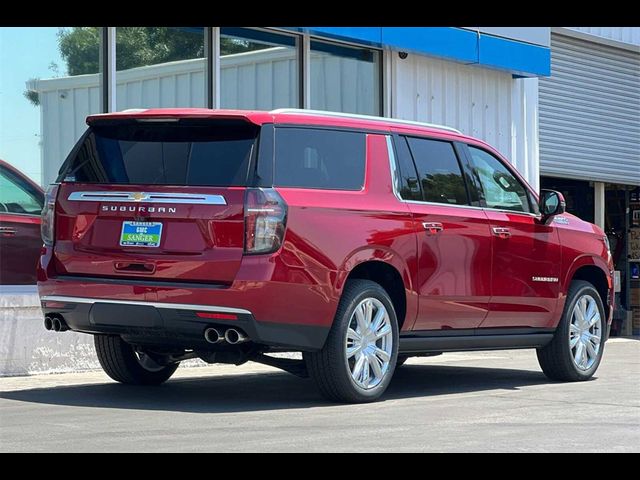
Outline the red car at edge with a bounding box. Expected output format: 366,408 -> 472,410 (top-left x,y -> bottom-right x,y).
0,159 -> 44,286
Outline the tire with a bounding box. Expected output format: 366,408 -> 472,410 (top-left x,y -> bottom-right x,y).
537,280 -> 606,382
304,279 -> 399,403
94,335 -> 179,385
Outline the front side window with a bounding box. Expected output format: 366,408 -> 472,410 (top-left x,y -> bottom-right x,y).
467,146 -> 531,213
405,137 -> 468,205
0,166 -> 43,215
274,128 -> 366,190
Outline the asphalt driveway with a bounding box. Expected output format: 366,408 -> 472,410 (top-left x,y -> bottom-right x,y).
1,338 -> 638,452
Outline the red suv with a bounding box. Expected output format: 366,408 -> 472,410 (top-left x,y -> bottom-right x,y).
37,108 -> 613,403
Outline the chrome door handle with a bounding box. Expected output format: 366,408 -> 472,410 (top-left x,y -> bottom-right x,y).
492,227 -> 511,239
423,222 -> 444,234
0,226 -> 16,236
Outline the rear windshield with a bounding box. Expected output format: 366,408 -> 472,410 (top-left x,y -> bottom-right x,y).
59,120 -> 259,186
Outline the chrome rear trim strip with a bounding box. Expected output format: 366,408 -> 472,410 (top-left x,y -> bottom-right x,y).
68,191 -> 227,205
41,295 -> 251,315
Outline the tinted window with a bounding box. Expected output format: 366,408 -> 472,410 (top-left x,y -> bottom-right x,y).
59,121 -> 258,186
467,146 -> 531,213
274,128 -> 365,190
405,137 -> 468,205
0,167 -> 43,215
393,137 -> 422,201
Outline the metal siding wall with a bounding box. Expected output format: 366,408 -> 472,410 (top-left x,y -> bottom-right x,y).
40,83 -> 100,185
539,33 -> 640,185
391,53 -> 540,190
567,27 -> 640,46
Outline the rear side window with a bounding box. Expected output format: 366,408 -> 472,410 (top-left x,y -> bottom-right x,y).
274,128 -> 365,190
405,137 -> 468,205
59,120 -> 259,186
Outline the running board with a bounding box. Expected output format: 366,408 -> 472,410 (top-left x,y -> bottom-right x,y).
399,332 -> 554,354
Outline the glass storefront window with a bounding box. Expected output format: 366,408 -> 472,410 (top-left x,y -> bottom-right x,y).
115,27 -> 206,110
310,40 -> 381,116
220,28 -> 300,110
0,27 -> 101,186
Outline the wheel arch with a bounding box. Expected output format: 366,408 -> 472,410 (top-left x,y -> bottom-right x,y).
336,247 -> 416,331
564,255 -> 611,313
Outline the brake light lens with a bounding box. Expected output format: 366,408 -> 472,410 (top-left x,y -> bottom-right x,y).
41,184 -> 58,246
244,188 -> 287,255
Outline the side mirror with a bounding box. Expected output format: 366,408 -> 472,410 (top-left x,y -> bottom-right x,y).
539,189 -> 566,222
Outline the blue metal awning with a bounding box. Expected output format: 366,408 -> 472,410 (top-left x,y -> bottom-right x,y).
282,27 -> 550,77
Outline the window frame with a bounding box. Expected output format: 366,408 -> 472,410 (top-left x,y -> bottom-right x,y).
462,143 -> 539,216
400,134 -> 473,207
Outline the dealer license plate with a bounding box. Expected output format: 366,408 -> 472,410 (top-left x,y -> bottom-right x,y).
119,221 -> 163,248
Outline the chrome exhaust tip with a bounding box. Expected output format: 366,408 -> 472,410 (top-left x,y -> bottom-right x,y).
52,318 -> 62,332
204,327 -> 224,344
224,328 -> 248,345
44,316 -> 53,331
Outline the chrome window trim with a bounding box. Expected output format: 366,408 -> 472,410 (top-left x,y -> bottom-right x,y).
384,135 -> 542,219
41,295 -> 251,315
67,191 -> 227,205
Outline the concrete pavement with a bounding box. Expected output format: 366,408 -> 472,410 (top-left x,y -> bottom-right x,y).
1,338 -> 638,452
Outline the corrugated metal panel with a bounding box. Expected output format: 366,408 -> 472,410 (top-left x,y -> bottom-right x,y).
539,33 -> 640,185
391,53 -> 540,190
567,27 -> 640,47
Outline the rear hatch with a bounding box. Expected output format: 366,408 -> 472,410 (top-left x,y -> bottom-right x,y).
53,117 -> 260,284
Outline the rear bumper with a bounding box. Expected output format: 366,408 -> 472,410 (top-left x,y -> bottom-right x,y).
37,244 -> 339,350
40,294 -> 329,351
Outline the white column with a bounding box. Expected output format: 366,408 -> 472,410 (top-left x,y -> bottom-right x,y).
511,77 -> 540,192
594,182 -> 605,229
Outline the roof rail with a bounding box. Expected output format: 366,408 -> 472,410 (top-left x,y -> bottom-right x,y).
269,108 -> 462,135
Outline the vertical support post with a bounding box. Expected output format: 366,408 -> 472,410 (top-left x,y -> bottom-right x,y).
382,47 -> 392,118
301,33 -> 311,109
210,27 -> 221,109
594,182 -> 605,230
100,27 -> 116,113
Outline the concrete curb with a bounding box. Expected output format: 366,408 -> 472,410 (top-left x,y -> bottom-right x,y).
0,292 -> 99,376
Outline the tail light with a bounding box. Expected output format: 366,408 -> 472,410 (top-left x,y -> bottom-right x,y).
41,184 -> 59,246
244,188 -> 287,255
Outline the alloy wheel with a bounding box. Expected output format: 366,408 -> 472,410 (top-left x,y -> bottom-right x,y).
345,298 -> 394,390
569,294 -> 602,371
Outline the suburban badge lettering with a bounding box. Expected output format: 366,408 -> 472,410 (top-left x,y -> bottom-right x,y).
102,205 -> 177,213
